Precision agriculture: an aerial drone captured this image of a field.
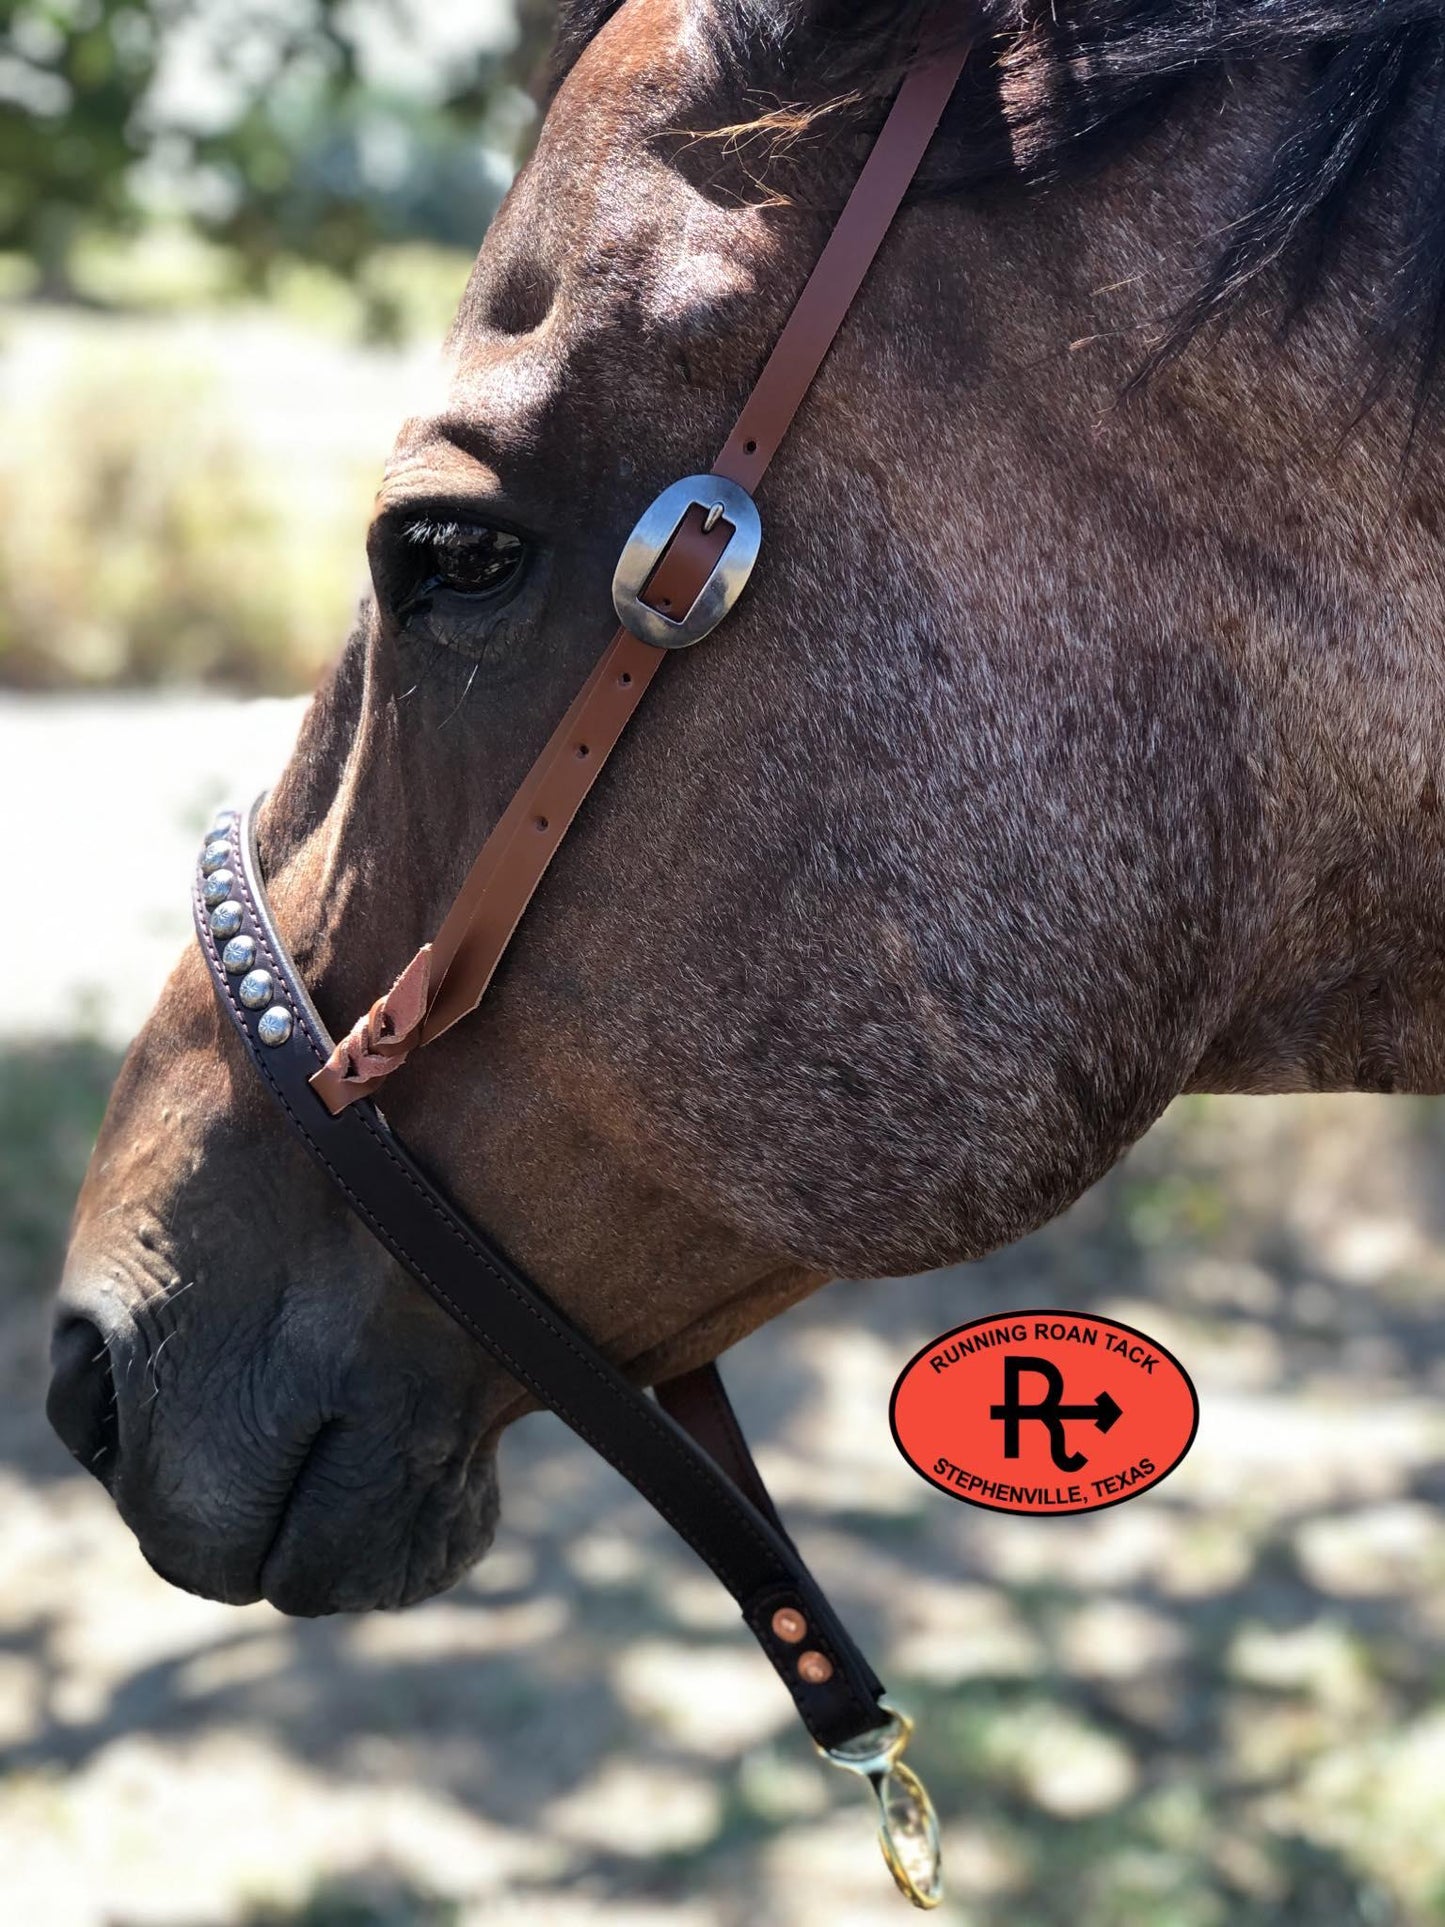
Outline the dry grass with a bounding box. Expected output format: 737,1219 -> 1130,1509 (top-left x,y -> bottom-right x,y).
0,252 -> 469,694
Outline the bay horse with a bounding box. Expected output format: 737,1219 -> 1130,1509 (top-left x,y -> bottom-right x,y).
48,0 -> 1445,1704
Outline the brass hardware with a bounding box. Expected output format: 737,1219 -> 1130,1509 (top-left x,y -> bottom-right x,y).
822,1705 -> 943,1911
772,1607 -> 807,1643
797,1650 -> 834,1685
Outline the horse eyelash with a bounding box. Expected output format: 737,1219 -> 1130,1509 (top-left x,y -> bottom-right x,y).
402,519 -> 469,547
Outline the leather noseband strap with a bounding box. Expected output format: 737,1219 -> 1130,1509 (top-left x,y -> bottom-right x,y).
197,803 -> 885,1751
193,18 -> 970,1907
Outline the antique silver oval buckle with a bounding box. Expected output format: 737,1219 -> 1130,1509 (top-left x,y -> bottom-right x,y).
823,1705 -> 944,1909
611,473 -> 761,648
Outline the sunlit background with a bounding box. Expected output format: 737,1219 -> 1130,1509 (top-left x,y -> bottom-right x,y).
4,6 -> 1445,1924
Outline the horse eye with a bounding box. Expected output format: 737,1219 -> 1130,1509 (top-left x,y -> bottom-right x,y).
396,520 -> 527,618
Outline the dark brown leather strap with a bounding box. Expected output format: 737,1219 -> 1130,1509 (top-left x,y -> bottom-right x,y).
657,1362 -> 789,1537
311,32 -> 972,1114
196,802 -> 886,1751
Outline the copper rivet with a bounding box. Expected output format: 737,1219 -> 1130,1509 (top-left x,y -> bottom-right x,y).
771,1607 -> 806,1644
797,1650 -> 834,1685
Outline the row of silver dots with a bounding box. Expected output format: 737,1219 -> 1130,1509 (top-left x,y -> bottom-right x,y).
198,812 -> 293,1047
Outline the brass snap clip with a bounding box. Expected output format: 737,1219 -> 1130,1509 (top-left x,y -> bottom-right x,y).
611,474 -> 761,649
822,1705 -> 943,1910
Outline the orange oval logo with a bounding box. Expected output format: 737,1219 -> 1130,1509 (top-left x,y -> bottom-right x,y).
889,1309 -> 1198,1516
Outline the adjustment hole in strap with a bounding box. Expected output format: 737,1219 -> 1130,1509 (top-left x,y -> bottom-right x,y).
744,439 -> 757,455
575,743 -> 590,759
534,816 -> 549,832
618,671 -> 633,688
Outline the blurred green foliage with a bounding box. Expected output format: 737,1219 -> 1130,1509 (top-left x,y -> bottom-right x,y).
1,0 -> 147,283
0,1034 -> 117,1297
0,0 -> 554,295
0,2 -> 561,692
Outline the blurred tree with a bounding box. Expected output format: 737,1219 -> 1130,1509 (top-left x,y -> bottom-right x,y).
1,0 -> 160,290
0,0 -> 557,295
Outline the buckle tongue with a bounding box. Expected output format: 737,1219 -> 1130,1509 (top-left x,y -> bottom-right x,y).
611,473 -> 761,649
823,1706 -> 943,1910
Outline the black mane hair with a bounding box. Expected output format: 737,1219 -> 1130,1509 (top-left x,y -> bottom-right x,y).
553,1 -> 1445,419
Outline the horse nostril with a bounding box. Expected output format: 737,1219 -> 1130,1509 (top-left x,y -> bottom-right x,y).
46,1315 -> 120,1482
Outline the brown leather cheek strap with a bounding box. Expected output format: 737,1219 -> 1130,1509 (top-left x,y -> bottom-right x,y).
310,32 -> 973,1115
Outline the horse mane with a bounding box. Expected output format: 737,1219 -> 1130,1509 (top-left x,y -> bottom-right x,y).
553,1 -> 1445,420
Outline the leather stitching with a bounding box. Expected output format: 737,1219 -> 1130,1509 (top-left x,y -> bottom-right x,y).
195,841 -> 875,1730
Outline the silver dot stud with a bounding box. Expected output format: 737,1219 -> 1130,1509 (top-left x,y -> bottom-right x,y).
209,901 -> 244,940
238,969 -> 274,1011
257,1005 -> 293,1047
203,827 -> 230,849
211,809 -> 238,834
222,935 -> 257,974
200,844 -> 231,877
202,869 -> 234,909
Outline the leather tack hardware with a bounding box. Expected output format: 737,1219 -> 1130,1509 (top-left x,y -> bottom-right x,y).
798,1650 -> 836,1685
772,1606 -> 808,1644
612,474 -> 761,649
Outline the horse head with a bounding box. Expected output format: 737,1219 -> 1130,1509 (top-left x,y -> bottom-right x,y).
50,0 -> 1445,1623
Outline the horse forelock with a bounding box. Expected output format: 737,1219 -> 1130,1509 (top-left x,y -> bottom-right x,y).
553,0 -> 1445,429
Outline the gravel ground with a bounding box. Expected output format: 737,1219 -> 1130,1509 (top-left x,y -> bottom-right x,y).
3,695 -> 1445,1926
